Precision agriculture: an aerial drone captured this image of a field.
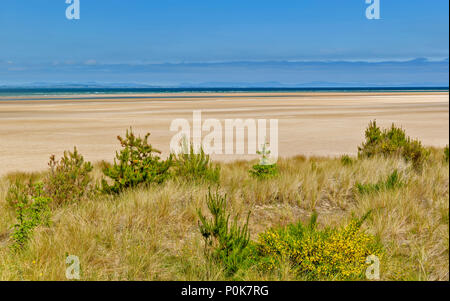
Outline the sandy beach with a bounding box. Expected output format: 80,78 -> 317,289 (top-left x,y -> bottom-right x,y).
0,91 -> 448,175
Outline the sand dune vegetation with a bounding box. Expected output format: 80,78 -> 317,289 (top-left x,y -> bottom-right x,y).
0,122 -> 448,281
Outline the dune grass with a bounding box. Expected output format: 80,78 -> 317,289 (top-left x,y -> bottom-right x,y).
0,147 -> 448,281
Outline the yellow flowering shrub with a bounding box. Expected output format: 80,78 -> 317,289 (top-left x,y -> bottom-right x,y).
255,213 -> 382,280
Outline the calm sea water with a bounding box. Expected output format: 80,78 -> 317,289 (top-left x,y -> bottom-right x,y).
0,87 -> 448,98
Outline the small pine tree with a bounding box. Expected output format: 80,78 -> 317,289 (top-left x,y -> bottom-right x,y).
101,129 -> 172,194
44,147 -> 93,206
358,120 -> 429,171
197,189 -> 251,276
444,145 -> 449,163
10,183 -> 52,251
249,142 -> 278,179
173,137 -> 220,184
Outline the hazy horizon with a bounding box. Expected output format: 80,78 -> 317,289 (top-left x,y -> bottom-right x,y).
1,57 -> 448,87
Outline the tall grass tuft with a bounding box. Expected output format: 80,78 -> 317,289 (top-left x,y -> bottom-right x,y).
340,155 -> 354,166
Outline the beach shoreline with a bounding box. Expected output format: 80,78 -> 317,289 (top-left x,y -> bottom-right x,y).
0,91 -> 448,175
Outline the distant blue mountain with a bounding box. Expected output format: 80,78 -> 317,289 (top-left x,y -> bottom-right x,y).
1,58 -> 448,87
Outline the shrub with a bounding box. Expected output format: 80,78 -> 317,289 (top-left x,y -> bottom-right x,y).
101,129 -> 172,194
249,164 -> 278,180
402,138 -> 429,171
445,145 -> 449,163
197,189 -> 251,276
5,180 -> 35,209
254,212 -> 381,280
173,142 -> 220,184
44,147 -> 94,206
355,169 -> 404,195
340,155 -> 354,166
10,183 -> 52,250
358,120 -> 429,171
249,143 -> 278,179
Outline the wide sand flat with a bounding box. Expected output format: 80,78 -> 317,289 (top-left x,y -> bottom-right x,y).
0,92 -> 448,175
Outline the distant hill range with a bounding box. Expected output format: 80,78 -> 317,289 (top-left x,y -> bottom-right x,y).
1,58 -> 448,88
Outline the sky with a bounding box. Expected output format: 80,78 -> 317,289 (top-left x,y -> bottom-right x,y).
0,0 -> 448,86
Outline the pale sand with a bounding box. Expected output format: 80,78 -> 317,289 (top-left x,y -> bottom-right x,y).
0,92 -> 448,175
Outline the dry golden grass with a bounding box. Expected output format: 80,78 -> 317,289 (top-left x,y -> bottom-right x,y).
0,150 -> 448,281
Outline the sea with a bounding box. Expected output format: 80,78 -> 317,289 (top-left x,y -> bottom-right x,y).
0,87 -> 448,98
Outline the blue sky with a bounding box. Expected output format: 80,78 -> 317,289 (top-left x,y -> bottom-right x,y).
0,0 -> 448,86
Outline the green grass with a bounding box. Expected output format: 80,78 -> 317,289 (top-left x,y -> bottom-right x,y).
0,122 -> 448,281
355,169 -> 404,195
0,148 -> 448,280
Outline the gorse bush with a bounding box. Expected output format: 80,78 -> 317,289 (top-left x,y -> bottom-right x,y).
355,169 -> 404,195
173,142 -> 220,184
254,212 -> 381,280
44,147 -> 94,206
10,183 -> 52,250
101,129 -> 172,194
197,189 -> 251,276
249,143 -> 278,180
358,120 -> 429,171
